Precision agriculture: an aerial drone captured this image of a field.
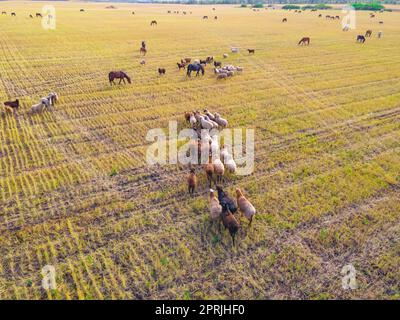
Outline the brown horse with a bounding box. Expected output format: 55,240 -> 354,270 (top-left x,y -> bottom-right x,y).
140,47 -> 147,56
150,20 -> 157,26
11,12 -> 16,16
365,30 -> 372,37
36,13 -> 42,17
298,37 -> 310,46
282,18 -> 287,23
1,11 -> 6,15
247,49 -> 255,54
109,71 -> 131,85
158,68 -> 166,75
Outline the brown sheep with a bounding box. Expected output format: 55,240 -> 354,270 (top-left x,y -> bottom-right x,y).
187,168 -> 197,195
236,188 -> 256,226
204,155 -> 214,187
209,188 -> 222,223
213,158 -> 224,184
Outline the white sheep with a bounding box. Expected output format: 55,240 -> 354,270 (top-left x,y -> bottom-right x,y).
199,115 -> 214,130
210,135 -> 219,155
28,102 -> 46,115
214,113 -> 228,127
223,53 -> 228,58
204,115 -> 219,129
225,155 -> 237,173
204,109 -> 216,121
231,47 -> 239,53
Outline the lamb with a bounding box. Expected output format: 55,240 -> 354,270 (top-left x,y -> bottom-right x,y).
236,188 -> 256,225
223,53 -> 228,58
214,113 -> 228,127
231,47 -> 239,53
187,168 -> 197,196
221,203 -> 240,245
209,189 -> 222,222
213,158 -> 224,184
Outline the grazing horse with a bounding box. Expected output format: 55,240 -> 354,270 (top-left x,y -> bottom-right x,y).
4,99 -> 19,114
203,16 -> 208,19
247,49 -> 255,54
365,30 -> 372,37
36,13 -> 42,17
140,47 -> 147,56
379,21 -> 383,24
318,14 -> 322,17
11,12 -> 16,16
357,35 -> 366,43
298,37 -> 310,46
282,18 -> 287,23
158,68 -> 166,75
214,16 -> 218,20
186,64 -> 204,77
326,15 -> 331,19
1,12 -> 6,15
80,9 -> 85,12
150,20 -> 157,26
132,11 -> 135,15
109,71 -> 131,85
177,62 -> 186,70
29,14 -> 33,18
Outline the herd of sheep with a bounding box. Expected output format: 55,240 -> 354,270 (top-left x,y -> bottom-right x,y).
184,109 -> 256,245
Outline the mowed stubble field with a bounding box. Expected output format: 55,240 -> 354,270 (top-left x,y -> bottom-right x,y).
0,2 -> 399,300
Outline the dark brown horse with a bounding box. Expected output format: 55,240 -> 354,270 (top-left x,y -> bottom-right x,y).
109,71 -> 131,85
11,12 -> 16,16
140,47 -> 147,56
150,20 -> 157,26
282,18 -> 287,23
357,35 -> 366,43
365,30 -> 372,37
298,37 -> 310,46
36,13 -> 42,17
158,68 -> 166,75
2,11 -> 6,15
247,49 -> 255,54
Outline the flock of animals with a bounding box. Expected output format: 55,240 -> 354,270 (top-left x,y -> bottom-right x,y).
184,109 -> 256,245
0,6 -> 389,244
3,92 -> 58,116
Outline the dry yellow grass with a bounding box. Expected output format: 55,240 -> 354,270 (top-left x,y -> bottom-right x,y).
0,2 -> 399,299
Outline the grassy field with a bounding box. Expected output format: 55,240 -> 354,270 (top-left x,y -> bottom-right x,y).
0,2 -> 399,300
